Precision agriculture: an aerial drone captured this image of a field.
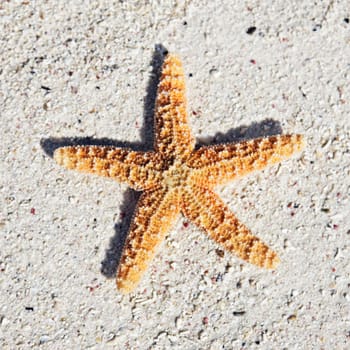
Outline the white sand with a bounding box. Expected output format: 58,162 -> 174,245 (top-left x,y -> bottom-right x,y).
1,1 -> 349,349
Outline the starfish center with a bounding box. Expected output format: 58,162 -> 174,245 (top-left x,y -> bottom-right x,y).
162,162 -> 190,189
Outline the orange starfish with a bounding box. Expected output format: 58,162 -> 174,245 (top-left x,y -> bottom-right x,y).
54,54 -> 304,294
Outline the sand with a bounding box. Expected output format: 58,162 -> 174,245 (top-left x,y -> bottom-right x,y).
1,1 -> 349,349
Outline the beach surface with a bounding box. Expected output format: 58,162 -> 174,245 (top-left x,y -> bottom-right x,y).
1,1 -> 349,348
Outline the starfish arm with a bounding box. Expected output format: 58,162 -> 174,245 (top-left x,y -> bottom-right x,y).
154,54 -> 195,159
187,134 -> 304,186
117,187 -> 180,293
181,185 -> 280,268
54,146 -> 162,190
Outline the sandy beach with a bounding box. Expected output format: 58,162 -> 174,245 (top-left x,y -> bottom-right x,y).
1,1 -> 349,348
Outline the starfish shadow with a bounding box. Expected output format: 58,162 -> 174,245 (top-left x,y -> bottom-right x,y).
41,44 -> 283,280
41,44 -> 169,157
100,189 -> 141,278
197,118 -> 282,147
41,44 -> 169,279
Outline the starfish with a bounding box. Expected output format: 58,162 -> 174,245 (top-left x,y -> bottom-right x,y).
53,54 -> 304,294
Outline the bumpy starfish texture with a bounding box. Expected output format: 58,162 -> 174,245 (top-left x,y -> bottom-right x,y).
54,54 -> 304,294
